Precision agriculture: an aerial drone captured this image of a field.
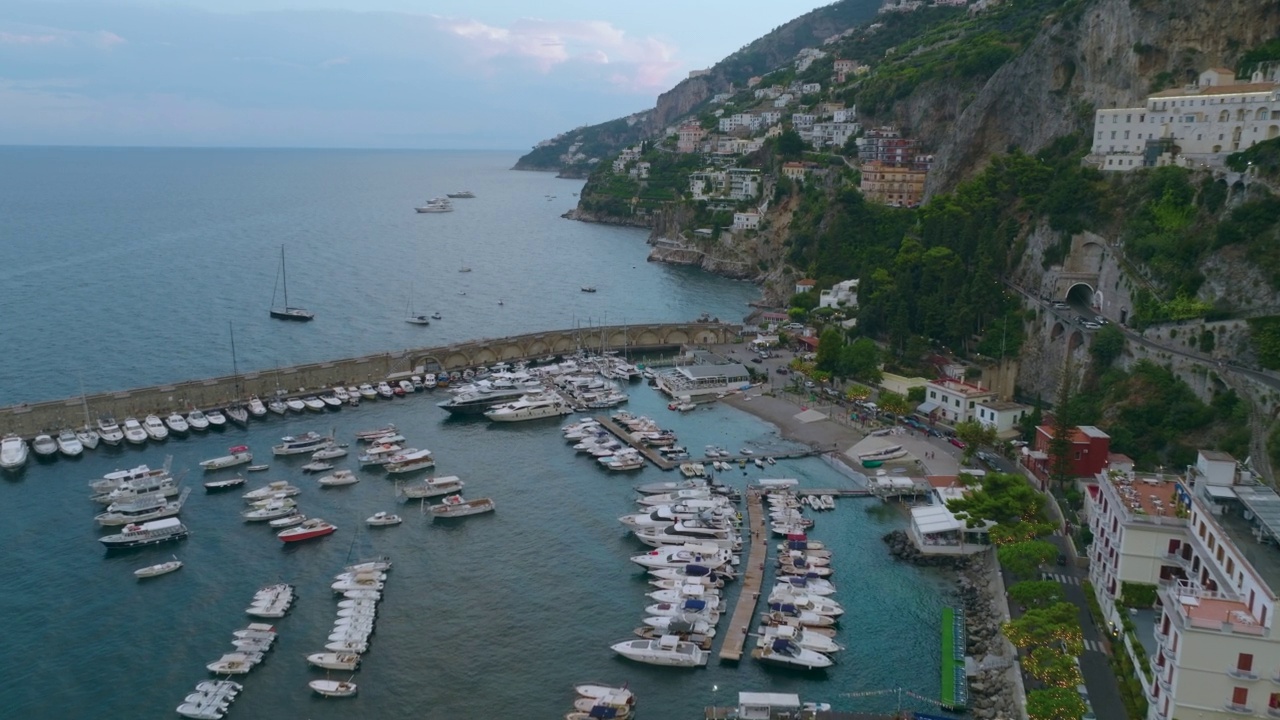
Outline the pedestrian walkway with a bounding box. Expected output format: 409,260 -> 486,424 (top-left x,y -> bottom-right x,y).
1041,572 -> 1080,585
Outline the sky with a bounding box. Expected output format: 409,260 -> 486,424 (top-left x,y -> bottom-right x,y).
0,0 -> 835,149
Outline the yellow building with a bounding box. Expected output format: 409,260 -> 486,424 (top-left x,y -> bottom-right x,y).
859,160 -> 927,207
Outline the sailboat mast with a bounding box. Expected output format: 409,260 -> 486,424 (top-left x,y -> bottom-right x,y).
230,322 -> 241,398
280,246 -> 289,308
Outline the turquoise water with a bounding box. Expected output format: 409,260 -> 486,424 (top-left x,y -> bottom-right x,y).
0,148 -> 955,718
0,383 -> 953,718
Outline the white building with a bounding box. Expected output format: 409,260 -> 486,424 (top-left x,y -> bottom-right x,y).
772,93 -> 794,108
818,279 -> 859,309
725,168 -> 761,200
833,107 -> 858,123
909,481 -> 992,555
800,82 -> 822,94
973,400 -> 1030,437
732,212 -> 761,230
810,121 -> 859,148
1083,449 -> 1280,720
794,47 -> 826,72
791,113 -> 816,130
1091,67 -> 1280,171
919,379 -> 996,424
655,363 -> 751,399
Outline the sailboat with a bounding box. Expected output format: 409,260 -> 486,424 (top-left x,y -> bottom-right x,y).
75,375 -> 100,450
269,246 -> 314,321
404,283 -> 430,326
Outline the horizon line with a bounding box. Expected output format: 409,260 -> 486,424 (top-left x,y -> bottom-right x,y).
0,143 -> 528,152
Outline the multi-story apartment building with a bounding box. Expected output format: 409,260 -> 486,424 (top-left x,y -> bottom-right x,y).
919,378 -> 996,424
1090,67 -> 1280,171
1084,450 -> 1280,720
859,160 -> 928,207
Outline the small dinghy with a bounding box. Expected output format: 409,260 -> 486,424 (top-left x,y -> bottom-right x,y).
311,444 -> 348,460
307,653 -> 360,671
203,476 -> 246,492
269,514 -> 306,529
246,464 -> 269,472
318,470 -> 359,487
366,511 -> 402,527
301,461 -> 334,473
134,557 -> 182,579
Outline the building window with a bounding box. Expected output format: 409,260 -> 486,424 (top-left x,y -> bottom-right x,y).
1239,653 -> 1254,673
1074,451 -> 1081,460
1209,534 -> 1216,551
1232,687 -> 1248,707
1228,558 -> 1235,575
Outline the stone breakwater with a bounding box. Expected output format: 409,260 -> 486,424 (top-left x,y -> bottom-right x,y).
883,530 -> 1023,720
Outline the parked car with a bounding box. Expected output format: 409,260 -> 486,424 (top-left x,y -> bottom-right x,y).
1093,315 -> 1108,325
928,428 -> 945,438
948,437 -> 967,449
776,367 -> 789,375
1052,301 -> 1069,309
1082,321 -> 1102,330
976,451 -> 998,468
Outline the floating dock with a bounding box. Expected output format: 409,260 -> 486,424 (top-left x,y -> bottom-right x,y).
940,606 -> 969,711
591,415 -> 820,472
718,487 -> 766,661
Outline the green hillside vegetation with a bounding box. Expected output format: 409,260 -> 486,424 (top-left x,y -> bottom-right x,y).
515,117 -> 648,174
577,146 -> 708,218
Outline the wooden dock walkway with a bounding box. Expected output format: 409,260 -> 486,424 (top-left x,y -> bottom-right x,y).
591,415 -> 822,472
718,487 -> 766,661
793,487 -> 875,497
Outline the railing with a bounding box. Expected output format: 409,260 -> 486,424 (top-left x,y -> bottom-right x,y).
1267,706 -> 1280,718
1224,702 -> 1255,715
1229,668 -> 1261,681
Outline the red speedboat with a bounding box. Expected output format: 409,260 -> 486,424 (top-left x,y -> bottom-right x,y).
277,518 -> 336,543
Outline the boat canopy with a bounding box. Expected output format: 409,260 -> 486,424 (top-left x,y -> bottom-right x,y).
682,599 -> 707,611
768,603 -> 798,614
771,638 -> 797,653
588,706 -> 621,719
685,564 -> 712,577
229,445 -> 249,453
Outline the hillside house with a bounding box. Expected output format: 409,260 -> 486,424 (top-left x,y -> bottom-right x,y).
819,279 -> 859,309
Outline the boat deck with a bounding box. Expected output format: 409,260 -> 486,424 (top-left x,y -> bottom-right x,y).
717,487 -> 766,662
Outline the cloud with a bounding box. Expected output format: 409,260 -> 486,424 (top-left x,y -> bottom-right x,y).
318,55 -> 349,69
0,24 -> 126,50
436,16 -> 679,92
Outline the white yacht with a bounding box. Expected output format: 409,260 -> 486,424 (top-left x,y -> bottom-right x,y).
165,413 -> 190,435
302,396 -> 326,412
483,392 -> 573,422
75,426 -> 100,450
307,652 -> 360,671
205,409 -> 227,427
56,429 -> 84,458
358,384 -> 378,400
30,433 -> 57,458
630,543 -> 732,571
187,409 -> 210,431
267,397 -> 288,415
199,445 -> 253,471
610,635 -> 707,667
753,637 -> 833,669
377,382 -> 394,399
272,431 -> 332,456
143,415 -> 169,441
97,416 -> 125,445
384,448 -> 435,474
285,397 -> 306,413
758,624 -> 844,654
121,418 -> 148,445
0,434 -> 29,470
247,396 -> 267,417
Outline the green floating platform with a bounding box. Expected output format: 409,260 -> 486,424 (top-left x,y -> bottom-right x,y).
941,606 -> 969,711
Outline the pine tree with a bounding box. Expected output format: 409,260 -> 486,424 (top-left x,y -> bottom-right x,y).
1048,360 -> 1075,494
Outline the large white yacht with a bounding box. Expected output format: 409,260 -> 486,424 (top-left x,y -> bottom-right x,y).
97,416 -> 125,445
0,434 -> 29,470
383,448 -> 435,474
483,392 -> 573,422
121,417 -> 149,445
272,431 -> 332,456
143,415 -> 169,441
610,635 -> 707,667
56,429 -> 84,458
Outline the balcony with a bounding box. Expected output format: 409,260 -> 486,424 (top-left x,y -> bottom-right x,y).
1158,674 -> 1173,692
1268,707 -> 1280,718
1224,703 -> 1255,715
1229,668 -> 1261,681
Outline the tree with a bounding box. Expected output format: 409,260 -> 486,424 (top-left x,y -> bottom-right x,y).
907,385 -> 926,403
1024,646 -> 1084,687
1026,687 -> 1088,720
777,128 -> 806,158
1048,365 -> 1075,493
789,291 -> 819,312
845,384 -> 872,401
1003,602 -> 1084,654
1089,324 -> 1125,370
1007,580 -> 1066,609
954,420 -> 997,462
878,390 -> 909,416
841,337 -> 882,383
945,472 -> 1048,528
1019,398 -> 1043,442
997,539 -> 1059,577
815,328 -> 845,374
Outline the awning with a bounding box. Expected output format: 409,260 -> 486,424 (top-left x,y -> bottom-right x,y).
912,505 -> 962,534
916,401 -> 940,414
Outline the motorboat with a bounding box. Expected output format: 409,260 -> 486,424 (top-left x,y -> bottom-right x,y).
610,635 -> 707,667
134,558 -> 183,579
272,431 -> 332,455
358,443 -> 403,466
427,494 -> 495,518
435,385 -> 528,416
307,652 -> 360,670
763,603 -> 837,628
75,426 -> 100,450
121,418 -> 148,445
366,512 -> 402,527
320,393 -> 343,408
324,640 -> 369,654
358,384 -> 378,400
377,382 -> 394,399
773,576 -> 837,597
645,598 -> 721,621
91,476 -> 180,505
95,487 -> 190,526
574,685 -> 637,707
311,444 -> 348,460
333,386 -> 351,402
648,564 -> 734,583
766,590 -> 844,617
650,574 -> 723,591
758,623 -> 844,654
247,396 -> 267,417
165,413 -> 190,435
346,557 -> 392,574
285,398 -> 306,413
301,461 -> 334,473
267,397 -> 288,415
269,513 -> 306,528
354,424 -> 397,440
142,415 -> 169,441
242,481 -> 300,500
199,445 -> 253,471
398,475 -> 464,498
484,392 -> 573,422
231,622 -> 277,639
752,637 -> 833,669
397,380 -> 415,395
242,501 -> 298,522
88,460 -> 173,492
277,518 -> 336,542
318,470 -> 359,487
205,652 -> 262,675
571,690 -> 635,718
302,396 -> 326,412
446,190 -> 475,198
334,570 -> 387,583
55,427 -> 83,456
205,409 -> 227,427
647,584 -> 721,604
247,464 -> 269,472
97,416 -> 125,445
415,197 -> 453,213
309,679 -> 357,697
187,409 -> 210,431
332,577 -> 384,593
225,405 -> 249,427
630,544 -> 732,570
99,517 -> 190,549
384,448 -> 435,474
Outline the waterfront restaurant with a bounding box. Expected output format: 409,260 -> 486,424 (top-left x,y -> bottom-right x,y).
908,480 -> 992,555
655,363 -> 751,399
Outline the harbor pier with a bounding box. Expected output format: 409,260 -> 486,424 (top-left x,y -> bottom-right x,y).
0,322 -> 739,438
718,486 -> 766,661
